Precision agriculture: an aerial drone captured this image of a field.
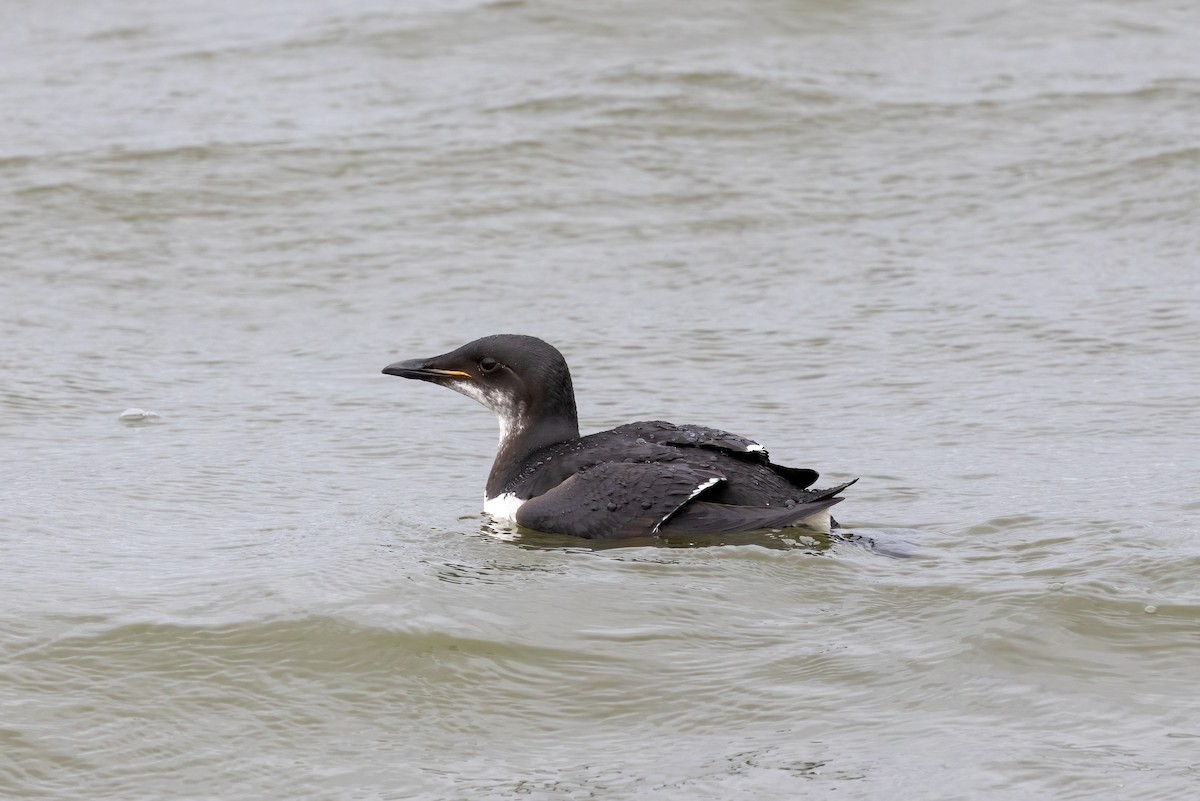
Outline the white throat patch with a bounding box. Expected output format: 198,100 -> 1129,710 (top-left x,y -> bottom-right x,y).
447,382 -> 525,447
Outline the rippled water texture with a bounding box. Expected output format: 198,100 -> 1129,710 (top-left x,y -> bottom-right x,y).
2,1 -> 1198,799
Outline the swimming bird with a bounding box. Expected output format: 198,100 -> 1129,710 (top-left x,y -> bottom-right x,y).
382,335 -> 855,540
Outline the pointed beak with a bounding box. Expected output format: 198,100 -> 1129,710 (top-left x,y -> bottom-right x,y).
382,358 -> 471,382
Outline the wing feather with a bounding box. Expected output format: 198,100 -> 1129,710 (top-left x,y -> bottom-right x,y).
515,462 -> 725,539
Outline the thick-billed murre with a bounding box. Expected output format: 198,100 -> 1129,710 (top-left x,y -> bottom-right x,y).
382,334 -> 855,540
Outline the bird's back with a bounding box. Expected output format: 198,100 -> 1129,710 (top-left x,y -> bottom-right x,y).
501,419 -> 841,509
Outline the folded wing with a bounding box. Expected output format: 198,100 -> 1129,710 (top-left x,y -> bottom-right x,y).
515,461 -> 725,539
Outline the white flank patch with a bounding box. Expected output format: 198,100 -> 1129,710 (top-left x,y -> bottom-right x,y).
483,492 -> 524,523
744,443 -> 766,453
793,508 -> 832,535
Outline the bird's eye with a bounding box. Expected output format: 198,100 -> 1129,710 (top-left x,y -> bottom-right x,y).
479,357 -> 499,374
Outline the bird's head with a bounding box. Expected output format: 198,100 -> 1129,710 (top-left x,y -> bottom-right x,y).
382,334 -> 580,447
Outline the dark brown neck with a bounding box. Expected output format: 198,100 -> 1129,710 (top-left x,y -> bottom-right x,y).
485,393 -> 579,498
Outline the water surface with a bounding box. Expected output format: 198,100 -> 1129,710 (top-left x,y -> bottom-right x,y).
2,1 -> 1199,799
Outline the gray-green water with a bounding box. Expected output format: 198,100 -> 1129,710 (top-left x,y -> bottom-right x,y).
3,1 -> 1199,798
